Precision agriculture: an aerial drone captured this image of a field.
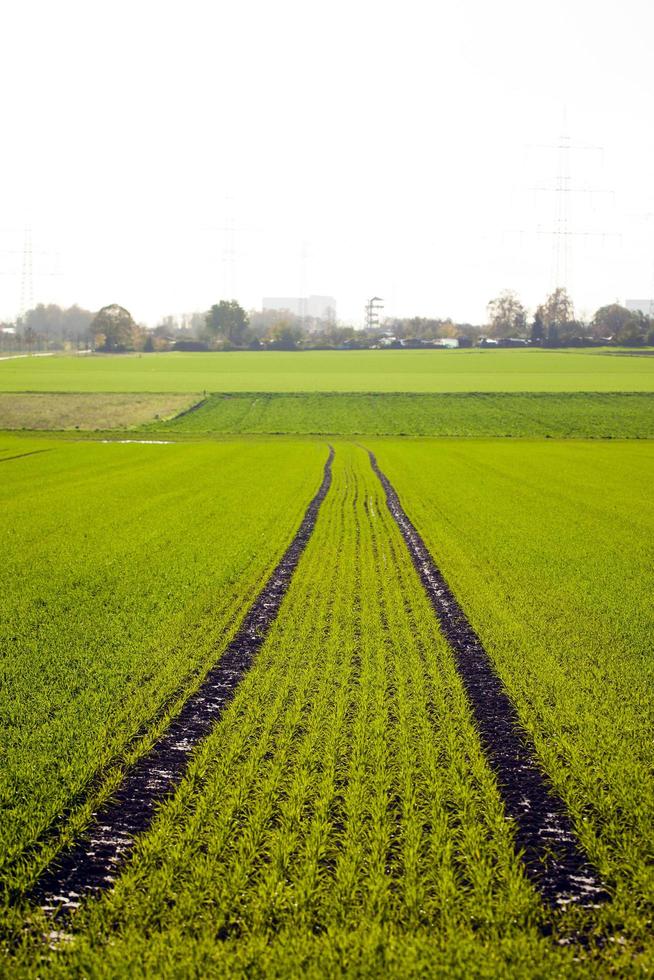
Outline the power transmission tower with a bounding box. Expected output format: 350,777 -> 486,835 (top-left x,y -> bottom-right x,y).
640,213 -> 654,317
552,134 -> 572,290
0,229 -> 60,323
222,197 -> 237,299
365,296 -> 383,330
20,227 -> 34,321
530,134 -> 615,296
299,240 -> 309,330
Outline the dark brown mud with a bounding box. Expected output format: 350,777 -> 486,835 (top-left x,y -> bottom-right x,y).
368,450 -> 607,910
31,446 -> 334,916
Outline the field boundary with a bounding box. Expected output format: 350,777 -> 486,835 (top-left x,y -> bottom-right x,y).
367,449 -> 607,909
30,446 -> 334,917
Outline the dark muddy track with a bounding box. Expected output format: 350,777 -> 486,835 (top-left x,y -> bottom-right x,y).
32,446 -> 334,916
0,448 -> 53,464
368,450 -> 607,910
167,396 -> 209,421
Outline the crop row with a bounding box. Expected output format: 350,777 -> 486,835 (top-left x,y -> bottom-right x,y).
153,391 -> 654,439
2,438 -> 652,976
370,438 -> 654,952
8,443 -> 652,976
0,437 -> 327,894
9,444 -> 556,977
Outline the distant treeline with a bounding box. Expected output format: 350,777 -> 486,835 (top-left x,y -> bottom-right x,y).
1,288 -> 652,353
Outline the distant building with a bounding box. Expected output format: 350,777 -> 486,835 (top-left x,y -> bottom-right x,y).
625,299 -> 654,316
262,296 -> 337,322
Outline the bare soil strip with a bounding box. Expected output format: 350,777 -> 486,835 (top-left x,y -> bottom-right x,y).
32,447 -> 334,916
367,449 -> 607,910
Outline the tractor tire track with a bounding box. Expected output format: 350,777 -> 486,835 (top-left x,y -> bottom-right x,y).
32,446 -> 334,916
367,449 -> 607,910
0,448 -> 54,464
166,395 -> 209,421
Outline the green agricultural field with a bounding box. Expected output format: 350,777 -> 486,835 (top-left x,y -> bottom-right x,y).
370,439 -> 654,941
0,435 -> 56,461
154,391 -> 654,438
1,348 -> 654,393
2,439 -> 652,977
0,437 -> 326,894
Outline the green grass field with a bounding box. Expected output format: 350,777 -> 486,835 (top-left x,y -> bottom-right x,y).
370,440 -> 654,931
2,441 -> 652,977
153,391 -> 654,438
0,437 -> 326,893
1,348 -> 654,393
2,345 -> 652,977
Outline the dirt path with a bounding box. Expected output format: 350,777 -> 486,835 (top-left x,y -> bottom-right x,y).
367,449 -> 607,910
32,447 -> 334,916
0,352 -> 54,360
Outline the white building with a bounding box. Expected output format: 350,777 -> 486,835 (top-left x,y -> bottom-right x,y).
262,296 -> 337,321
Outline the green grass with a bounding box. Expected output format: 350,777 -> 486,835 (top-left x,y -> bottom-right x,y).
3,443 -> 652,977
0,435 -> 56,460
0,436 -> 327,893
0,393 -> 201,430
0,446 -> 581,977
370,439 -> 654,946
1,348 -> 654,393
152,391 -> 654,438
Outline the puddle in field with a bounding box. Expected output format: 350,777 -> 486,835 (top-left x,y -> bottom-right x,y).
368,449 -> 608,912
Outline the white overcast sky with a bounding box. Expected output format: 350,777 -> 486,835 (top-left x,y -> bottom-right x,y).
1,0 -> 653,326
